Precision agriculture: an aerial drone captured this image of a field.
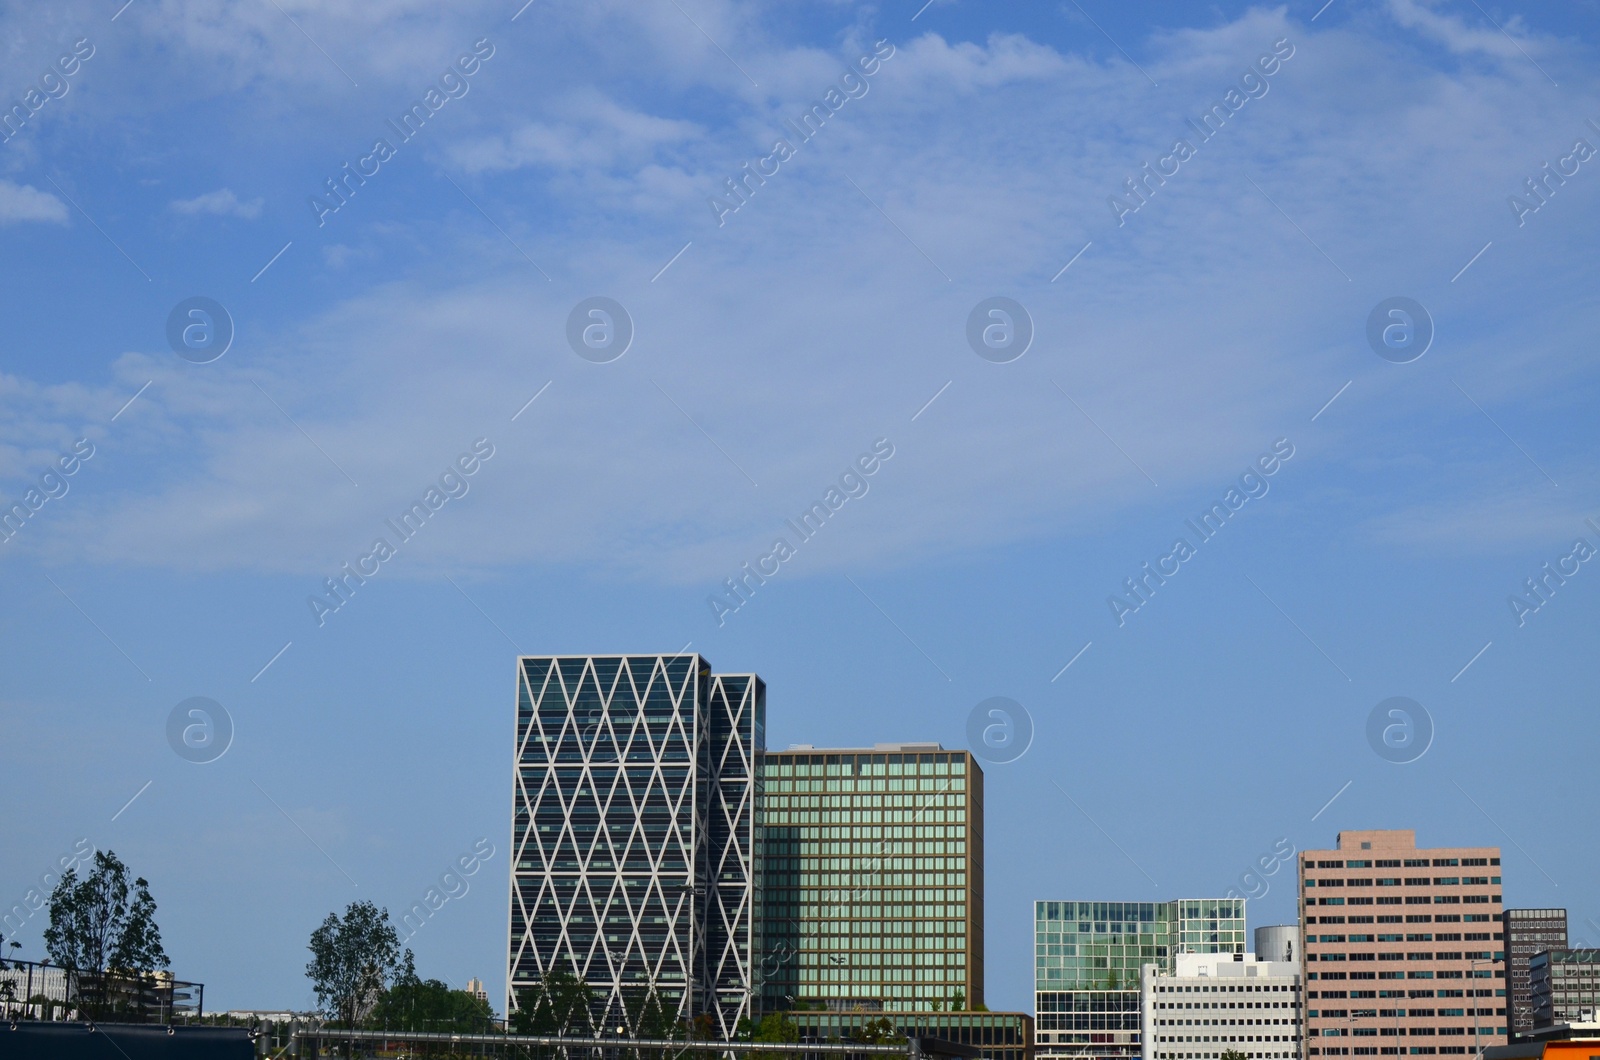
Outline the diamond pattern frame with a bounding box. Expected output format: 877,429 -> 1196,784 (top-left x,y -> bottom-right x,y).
705,673 -> 765,1036
508,654 -> 706,1031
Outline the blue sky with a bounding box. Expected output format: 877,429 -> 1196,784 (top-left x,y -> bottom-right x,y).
2,0 -> 1599,1016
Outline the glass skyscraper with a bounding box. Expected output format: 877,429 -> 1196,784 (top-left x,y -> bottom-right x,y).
758,743 -> 984,1012
1035,899 -> 1246,1060
506,654 -> 764,1037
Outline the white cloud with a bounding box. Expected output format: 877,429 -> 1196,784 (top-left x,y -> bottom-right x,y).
0,8 -> 1596,585
0,180 -> 67,224
169,187 -> 263,218
1385,0 -> 1545,63
452,93 -> 703,175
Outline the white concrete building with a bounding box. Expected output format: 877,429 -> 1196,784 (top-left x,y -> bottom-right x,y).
1142,952 -> 1302,1060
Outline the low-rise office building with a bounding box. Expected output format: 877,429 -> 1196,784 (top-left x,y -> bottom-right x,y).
1485,1023 -> 1600,1060
1036,899 -> 1246,1060
1530,950 -> 1600,1028
1141,952 -> 1302,1060
792,1009 -> 1033,1060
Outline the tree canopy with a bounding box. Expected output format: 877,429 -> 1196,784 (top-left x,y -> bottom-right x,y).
368,972 -> 494,1033
43,850 -> 168,1019
855,1016 -> 905,1046
747,1012 -> 799,1043
510,968 -> 595,1036
305,901 -> 411,1033
624,983 -> 679,1040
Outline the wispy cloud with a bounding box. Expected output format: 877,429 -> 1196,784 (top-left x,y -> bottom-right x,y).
0,6 -> 1594,586
169,188 -> 264,219
1386,0 -> 1545,63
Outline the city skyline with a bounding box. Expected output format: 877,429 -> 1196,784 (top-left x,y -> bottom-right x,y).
2,0 -> 1597,1025
3,648 -> 1589,1016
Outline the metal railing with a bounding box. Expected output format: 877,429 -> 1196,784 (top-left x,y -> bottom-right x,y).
291,1028 -> 932,1059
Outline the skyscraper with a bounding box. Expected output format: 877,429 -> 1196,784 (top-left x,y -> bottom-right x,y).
506,654 -> 764,1037
1035,899 -> 1246,1060
1504,911 -> 1567,1039
1299,830 -> 1505,1059
757,742 -> 984,1012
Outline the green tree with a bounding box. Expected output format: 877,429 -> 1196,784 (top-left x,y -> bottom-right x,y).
369,973 -> 493,1033
749,1012 -> 799,1044
856,1016 -> 904,1046
43,850 -> 168,1020
1220,1050 -> 1248,1060
305,901 -> 410,1055
744,1009 -> 799,1060
511,968 -> 595,1036
625,982 -> 678,1040
948,989 -> 966,1012
0,934 -> 14,1016
680,1011 -> 718,1060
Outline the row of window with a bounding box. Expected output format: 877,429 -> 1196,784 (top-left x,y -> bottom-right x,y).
766,809 -> 967,821
1311,1048 -> 1477,1055
1154,985 -> 1298,994
1158,1024 -> 1292,1031
1311,952 -> 1497,961
1155,1052 -> 1295,1058
1038,932 -> 1244,945
1037,902 -> 1244,921
774,890 -> 960,903
1318,1043 -> 1478,1056
764,920 -> 966,936
765,784 -> 968,798
1317,1028 -> 1498,1037
1311,990 -> 1501,999
765,812 -> 967,826
791,953 -> 966,966
761,794 -> 960,810
769,848 -> 970,863
1156,1005 -> 1295,1012
1316,934 -> 1494,943
767,755 -> 968,773
1308,896 -> 1499,906
803,983 -> 962,997
1311,1009 -> 1501,1017
1307,879 -> 1499,887
1309,973 -> 1496,981
775,825 -> 967,841
1311,915 -> 1494,924
1310,859 -> 1498,869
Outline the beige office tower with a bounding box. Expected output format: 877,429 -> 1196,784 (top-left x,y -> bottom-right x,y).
1300,830 -> 1506,1060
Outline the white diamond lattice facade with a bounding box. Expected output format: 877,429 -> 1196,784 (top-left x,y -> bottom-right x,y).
507,654 -> 764,1037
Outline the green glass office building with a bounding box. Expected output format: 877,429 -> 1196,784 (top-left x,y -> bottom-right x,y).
758,743 -> 984,1012
1035,899 -> 1246,1060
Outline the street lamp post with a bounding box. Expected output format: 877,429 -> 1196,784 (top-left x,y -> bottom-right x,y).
1470,959 -> 1502,1060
